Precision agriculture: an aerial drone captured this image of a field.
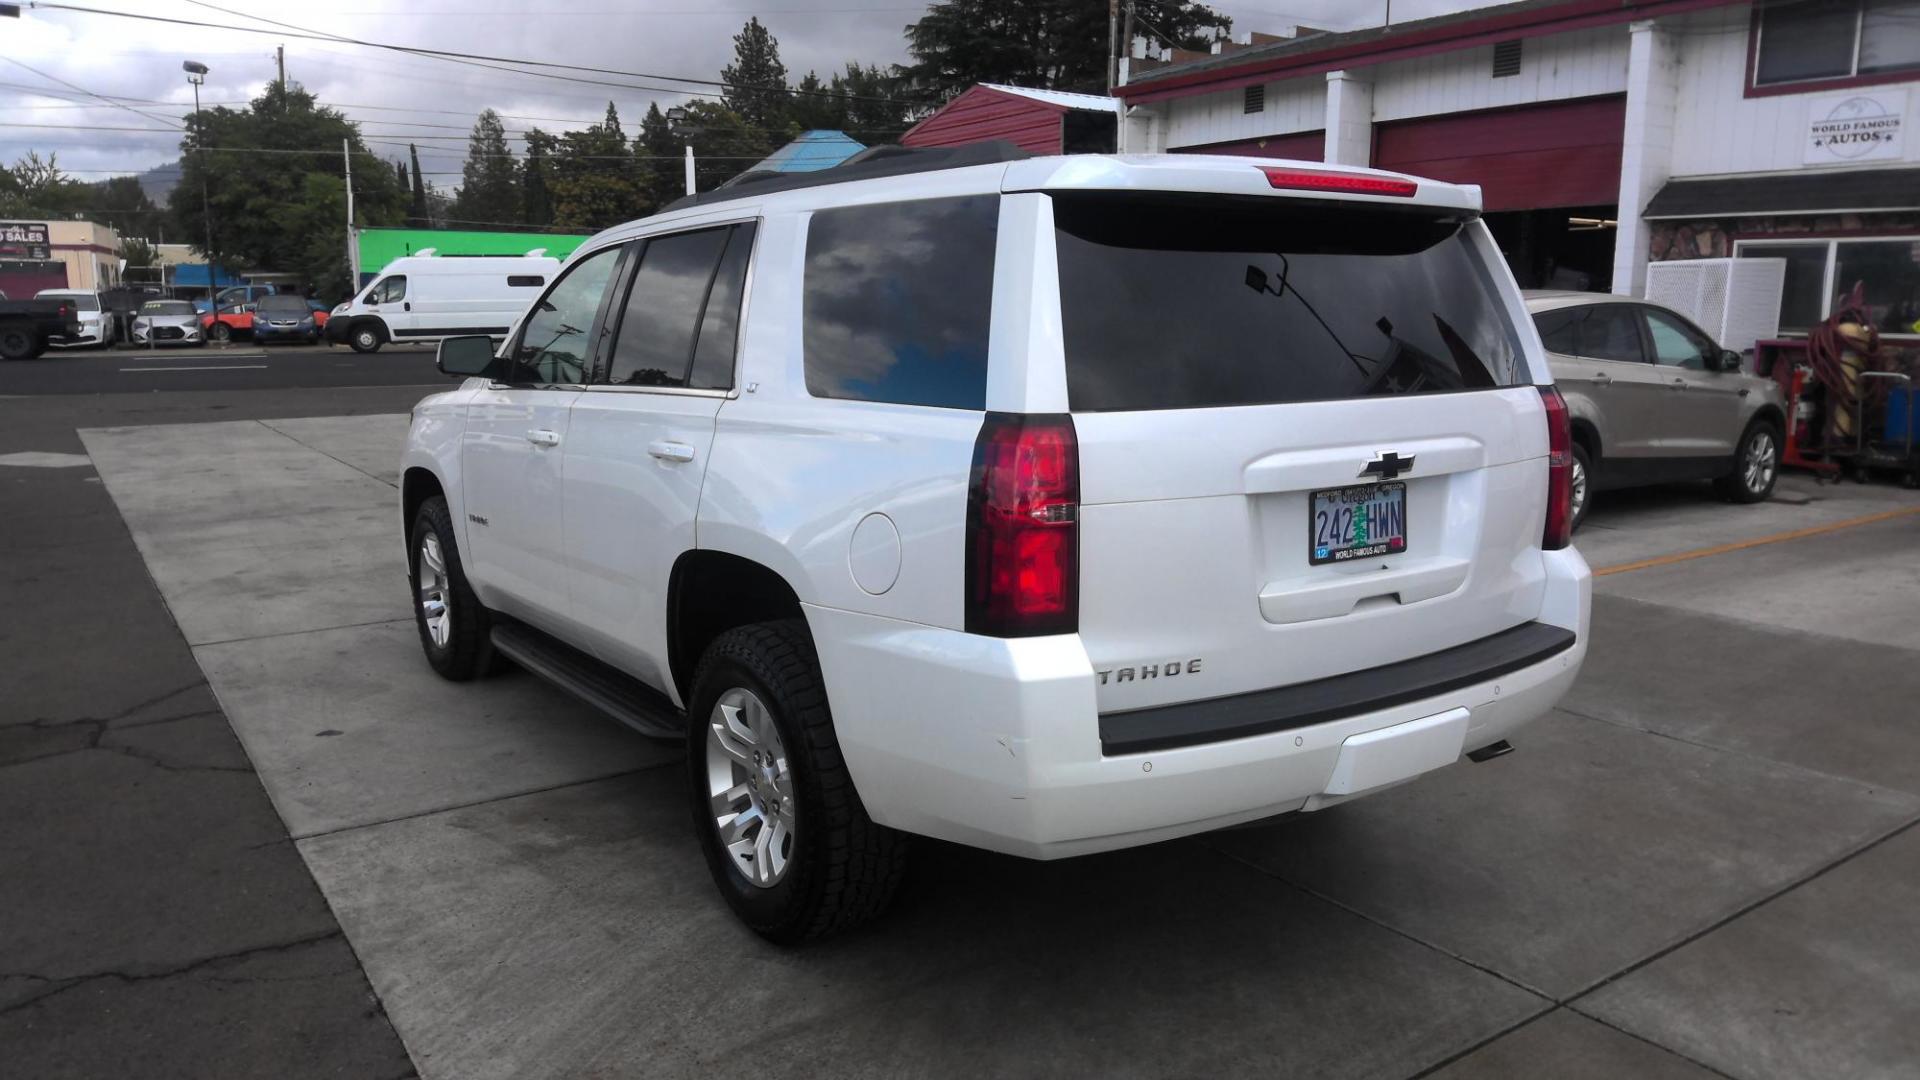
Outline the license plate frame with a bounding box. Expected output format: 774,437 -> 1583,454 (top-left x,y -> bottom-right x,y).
1308,481 -> 1408,566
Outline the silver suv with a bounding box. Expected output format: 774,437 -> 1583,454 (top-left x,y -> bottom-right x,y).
1524,291 -> 1787,528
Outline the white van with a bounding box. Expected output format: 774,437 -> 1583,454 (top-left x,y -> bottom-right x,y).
326,252 -> 560,353
35,289 -> 116,348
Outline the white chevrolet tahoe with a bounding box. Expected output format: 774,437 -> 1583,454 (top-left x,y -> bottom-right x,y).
400,146 -> 1591,943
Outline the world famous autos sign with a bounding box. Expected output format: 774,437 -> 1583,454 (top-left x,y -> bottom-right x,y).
1805,89 -> 1906,165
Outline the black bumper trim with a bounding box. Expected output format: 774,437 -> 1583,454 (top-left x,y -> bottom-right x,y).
1098,621 -> 1577,756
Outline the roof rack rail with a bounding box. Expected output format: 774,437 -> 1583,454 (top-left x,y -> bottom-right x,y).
660,140 -> 1033,212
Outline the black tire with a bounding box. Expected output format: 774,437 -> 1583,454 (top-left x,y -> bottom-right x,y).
686,619 -> 907,944
1570,443 -> 1594,532
0,324 -> 42,361
348,320 -> 385,354
209,322 -> 231,344
1715,419 -> 1782,504
408,495 -> 494,680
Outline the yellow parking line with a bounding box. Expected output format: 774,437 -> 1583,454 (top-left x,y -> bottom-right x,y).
1594,504 -> 1920,577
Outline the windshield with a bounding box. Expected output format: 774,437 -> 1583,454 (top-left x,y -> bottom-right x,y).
142,301 -> 196,316
1051,194 -> 1526,412
257,296 -> 308,315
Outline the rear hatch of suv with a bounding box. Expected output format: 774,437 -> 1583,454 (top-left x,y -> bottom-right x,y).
1048,187 -> 1553,728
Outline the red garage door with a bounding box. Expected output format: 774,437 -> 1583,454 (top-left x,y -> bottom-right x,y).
1373,96 -> 1624,212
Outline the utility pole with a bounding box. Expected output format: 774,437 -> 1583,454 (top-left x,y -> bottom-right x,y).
342,138 -> 358,285
1121,1 -> 1135,86
276,45 -> 286,93
1107,0 -> 1120,94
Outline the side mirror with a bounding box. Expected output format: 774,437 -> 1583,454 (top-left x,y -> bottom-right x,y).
1718,349 -> 1743,373
437,335 -> 500,378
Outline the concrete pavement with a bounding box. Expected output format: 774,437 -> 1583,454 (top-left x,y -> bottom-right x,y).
65,412 -> 1920,1079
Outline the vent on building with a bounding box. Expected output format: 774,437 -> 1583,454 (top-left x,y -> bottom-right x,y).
1244,84 -> 1265,114
1491,39 -> 1523,78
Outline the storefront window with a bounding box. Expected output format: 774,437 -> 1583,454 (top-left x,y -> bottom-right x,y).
1736,236 -> 1920,336
1755,0 -> 1920,86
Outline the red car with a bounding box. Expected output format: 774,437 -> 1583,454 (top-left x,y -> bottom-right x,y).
200,301 -> 256,344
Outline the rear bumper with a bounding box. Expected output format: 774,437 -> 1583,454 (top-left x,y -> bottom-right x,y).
809,548 -> 1589,860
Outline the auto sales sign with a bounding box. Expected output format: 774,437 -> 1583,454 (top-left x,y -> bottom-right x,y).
1805,89 -> 1906,165
0,221 -> 51,261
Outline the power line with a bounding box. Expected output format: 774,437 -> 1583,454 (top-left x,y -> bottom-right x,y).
0,57 -> 183,129
28,1 -> 925,107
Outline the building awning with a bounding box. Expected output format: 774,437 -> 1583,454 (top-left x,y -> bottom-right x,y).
1644,168 -> 1920,220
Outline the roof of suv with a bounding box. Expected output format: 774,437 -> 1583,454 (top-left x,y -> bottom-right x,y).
592,149 -> 1486,254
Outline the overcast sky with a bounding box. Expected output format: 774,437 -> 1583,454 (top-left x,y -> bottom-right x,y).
3,0 -> 1491,188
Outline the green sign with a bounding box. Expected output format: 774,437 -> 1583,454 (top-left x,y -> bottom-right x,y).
354,227 -> 590,278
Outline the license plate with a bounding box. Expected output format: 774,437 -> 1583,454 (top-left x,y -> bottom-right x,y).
1309,482 -> 1407,565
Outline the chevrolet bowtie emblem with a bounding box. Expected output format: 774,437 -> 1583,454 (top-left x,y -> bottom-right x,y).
1361,452 -> 1415,481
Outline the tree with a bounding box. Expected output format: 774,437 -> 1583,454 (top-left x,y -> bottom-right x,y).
901,0 -> 1229,100
523,128 -> 556,227
451,109 -> 521,227
636,103 -> 681,210
836,63 -> 910,139
0,151 -> 89,218
788,71 -> 842,131
117,236 -> 159,269
167,83 -> 405,294
550,102 -> 645,229
407,143 -> 429,227
671,101 -> 773,195
721,17 -> 789,129
91,175 -> 162,239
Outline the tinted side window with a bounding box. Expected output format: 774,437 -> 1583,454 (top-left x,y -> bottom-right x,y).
1533,309 -> 1578,355
1571,306 -> 1646,364
1643,308 -> 1713,370
689,224 -> 756,391
803,195 -> 998,410
606,228 -> 730,387
511,246 -> 621,385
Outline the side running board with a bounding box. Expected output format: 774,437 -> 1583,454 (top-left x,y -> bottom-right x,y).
490,622 -> 685,741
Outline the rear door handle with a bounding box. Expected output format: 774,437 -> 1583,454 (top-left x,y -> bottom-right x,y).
526,429 -> 561,448
1591,372 -> 1612,385
1670,378 -> 1688,390
648,440 -> 695,463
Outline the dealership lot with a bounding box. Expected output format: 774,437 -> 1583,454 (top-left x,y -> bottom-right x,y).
4,407 -> 1901,1078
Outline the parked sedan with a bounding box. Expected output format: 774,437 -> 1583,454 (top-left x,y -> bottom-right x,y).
1525,292 -> 1787,528
201,302 -> 256,343
252,294 -> 321,345
129,299 -> 205,347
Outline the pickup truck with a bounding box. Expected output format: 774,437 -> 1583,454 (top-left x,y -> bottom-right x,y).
0,293 -> 83,360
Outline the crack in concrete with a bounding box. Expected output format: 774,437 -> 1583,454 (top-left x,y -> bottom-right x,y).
1,680 -> 209,732
257,419 -> 400,490
2,712 -> 249,774
0,929 -> 345,1017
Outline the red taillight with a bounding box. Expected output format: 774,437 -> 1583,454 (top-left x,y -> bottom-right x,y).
1539,385 -> 1573,550
966,413 -> 1078,637
1258,166 -> 1417,197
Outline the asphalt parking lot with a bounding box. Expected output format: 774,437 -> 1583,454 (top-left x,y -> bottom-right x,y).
6,383 -> 1920,1078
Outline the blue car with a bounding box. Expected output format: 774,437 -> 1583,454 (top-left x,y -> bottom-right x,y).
251,295 -> 320,344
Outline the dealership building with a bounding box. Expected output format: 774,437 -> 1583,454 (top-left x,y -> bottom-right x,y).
1110,0 -> 1920,343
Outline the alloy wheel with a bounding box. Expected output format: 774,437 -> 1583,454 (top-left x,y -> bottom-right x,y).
704,687 -> 796,888
1744,430 -> 1777,495
416,532 -> 452,648
1570,455 -> 1589,523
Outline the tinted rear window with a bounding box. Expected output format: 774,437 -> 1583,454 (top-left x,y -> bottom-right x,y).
1053,195 -> 1526,412
802,195 -> 998,410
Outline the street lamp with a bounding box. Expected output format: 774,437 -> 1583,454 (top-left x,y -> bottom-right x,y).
183,60 -> 216,303
665,106 -> 696,196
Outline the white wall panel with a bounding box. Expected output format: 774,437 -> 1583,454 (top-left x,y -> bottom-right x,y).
1163,76 -> 1324,149
1371,25 -> 1630,122
1669,5 -> 1920,177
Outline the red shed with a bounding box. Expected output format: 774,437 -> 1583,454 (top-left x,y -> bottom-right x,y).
902,84 -> 1122,155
